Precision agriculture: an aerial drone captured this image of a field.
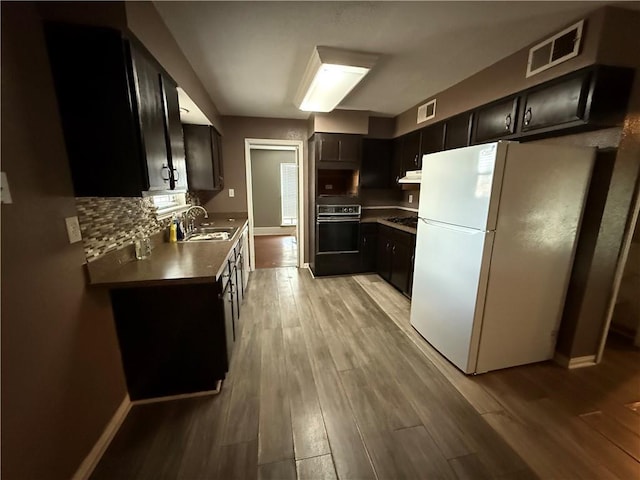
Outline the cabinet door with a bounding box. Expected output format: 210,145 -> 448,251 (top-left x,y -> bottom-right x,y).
421,123 -> 445,160
339,135 -> 361,162
407,238 -> 416,298
222,280 -> 235,365
131,47 -> 171,191
211,129 -> 224,190
359,223 -> 378,272
444,113 -> 472,150
391,137 -> 404,189
361,139 -> 392,188
160,75 -> 187,190
521,73 -> 590,132
183,124 -> 224,191
376,226 -> 393,280
44,23 -> 147,197
473,97 -> 519,144
184,124 -> 213,190
317,134 -> 341,162
390,231 -> 413,293
402,130 -> 422,172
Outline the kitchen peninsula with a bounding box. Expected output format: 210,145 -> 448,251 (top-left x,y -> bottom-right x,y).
88,218 -> 249,401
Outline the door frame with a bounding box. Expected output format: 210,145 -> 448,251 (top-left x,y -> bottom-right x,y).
596,181 -> 640,359
244,138 -> 305,271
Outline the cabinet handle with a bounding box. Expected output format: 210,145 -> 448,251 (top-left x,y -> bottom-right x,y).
504,114 -> 512,130
386,242 -> 390,251
414,154 -> 419,166
392,245 -> 396,253
395,176 -> 400,184
161,164 -> 171,182
524,108 -> 532,126
172,167 -> 179,182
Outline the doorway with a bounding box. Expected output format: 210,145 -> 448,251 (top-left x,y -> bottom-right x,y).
244,139 -> 304,271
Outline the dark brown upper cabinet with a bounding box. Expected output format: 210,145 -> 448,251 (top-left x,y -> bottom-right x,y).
161,76 -> 188,191
401,130 -> 422,171
391,137 -> 405,189
44,23 -> 186,197
315,133 -> 362,163
520,73 -> 590,133
360,138 -> 392,189
444,113 -> 472,150
518,66 -> 634,138
472,97 -> 519,144
420,122 -> 445,157
183,124 -> 224,191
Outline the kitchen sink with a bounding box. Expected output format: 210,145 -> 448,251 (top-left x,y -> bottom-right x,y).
183,226 -> 238,242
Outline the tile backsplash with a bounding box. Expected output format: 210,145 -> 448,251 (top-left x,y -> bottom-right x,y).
76,197 -> 170,262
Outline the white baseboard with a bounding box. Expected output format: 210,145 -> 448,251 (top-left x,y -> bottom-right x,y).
253,226 -> 296,236
554,352 -> 597,369
130,382 -> 221,405
72,395 -> 131,480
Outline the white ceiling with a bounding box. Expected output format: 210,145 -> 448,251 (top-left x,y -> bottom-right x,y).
155,1 -> 637,120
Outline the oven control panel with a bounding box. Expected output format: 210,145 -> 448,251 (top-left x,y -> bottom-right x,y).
317,205 -> 361,216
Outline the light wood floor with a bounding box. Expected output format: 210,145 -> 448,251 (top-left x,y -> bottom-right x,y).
91,268 -> 640,479
254,235 -> 298,269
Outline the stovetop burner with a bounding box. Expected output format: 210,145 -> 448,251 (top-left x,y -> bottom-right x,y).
386,216 -> 418,228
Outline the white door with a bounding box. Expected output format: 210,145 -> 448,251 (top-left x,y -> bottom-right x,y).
410,219 -> 494,373
419,142 -> 508,230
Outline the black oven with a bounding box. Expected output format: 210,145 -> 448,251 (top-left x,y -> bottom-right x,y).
316,205 -> 361,254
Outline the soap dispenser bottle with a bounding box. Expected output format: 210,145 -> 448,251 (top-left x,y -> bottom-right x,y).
169,215 -> 178,243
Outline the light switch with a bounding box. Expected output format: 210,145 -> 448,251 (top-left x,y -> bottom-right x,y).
65,216 -> 82,244
408,194 -> 414,204
229,188 -> 235,198
1,172 -> 13,204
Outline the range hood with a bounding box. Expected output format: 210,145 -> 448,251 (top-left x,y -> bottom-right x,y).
398,170 -> 422,184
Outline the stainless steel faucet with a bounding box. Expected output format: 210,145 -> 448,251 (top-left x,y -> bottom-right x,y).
184,206 -> 209,234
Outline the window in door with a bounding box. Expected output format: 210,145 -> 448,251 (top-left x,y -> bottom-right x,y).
280,163 -> 298,226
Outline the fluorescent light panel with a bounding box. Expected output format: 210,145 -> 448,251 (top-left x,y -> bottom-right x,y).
295,47 -> 378,113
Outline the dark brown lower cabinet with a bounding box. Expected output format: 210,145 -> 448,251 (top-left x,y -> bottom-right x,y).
376,225 -> 416,297
110,282 -> 229,401
359,223 -> 378,272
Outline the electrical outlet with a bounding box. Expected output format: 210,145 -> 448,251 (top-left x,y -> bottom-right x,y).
1,172 -> 13,204
229,188 -> 235,198
65,216 -> 82,244
408,194 -> 414,204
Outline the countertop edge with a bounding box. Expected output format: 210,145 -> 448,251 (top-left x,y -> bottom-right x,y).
88,219 -> 249,288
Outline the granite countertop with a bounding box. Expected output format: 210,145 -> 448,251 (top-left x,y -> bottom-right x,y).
360,208 -> 418,235
87,218 -> 248,289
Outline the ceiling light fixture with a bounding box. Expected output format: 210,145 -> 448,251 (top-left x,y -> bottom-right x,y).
294,46 -> 379,113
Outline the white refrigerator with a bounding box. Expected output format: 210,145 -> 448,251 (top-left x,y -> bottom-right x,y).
410,141 -> 594,374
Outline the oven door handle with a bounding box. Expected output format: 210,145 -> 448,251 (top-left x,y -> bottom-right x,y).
316,218 -> 361,224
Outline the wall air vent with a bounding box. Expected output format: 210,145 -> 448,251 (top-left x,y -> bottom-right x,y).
526,20 -> 584,78
417,99 -> 436,124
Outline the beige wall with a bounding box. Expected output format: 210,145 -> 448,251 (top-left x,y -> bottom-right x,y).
394,7 -> 608,137
125,1 -> 222,132
310,110 -> 370,134
251,149 -> 296,228
1,4 -> 127,478
203,116 -> 309,256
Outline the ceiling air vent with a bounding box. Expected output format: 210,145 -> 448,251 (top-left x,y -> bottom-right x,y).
526,20 -> 584,78
417,99 -> 436,124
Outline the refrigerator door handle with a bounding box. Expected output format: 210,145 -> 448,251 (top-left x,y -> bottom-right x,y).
419,217 -> 487,235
